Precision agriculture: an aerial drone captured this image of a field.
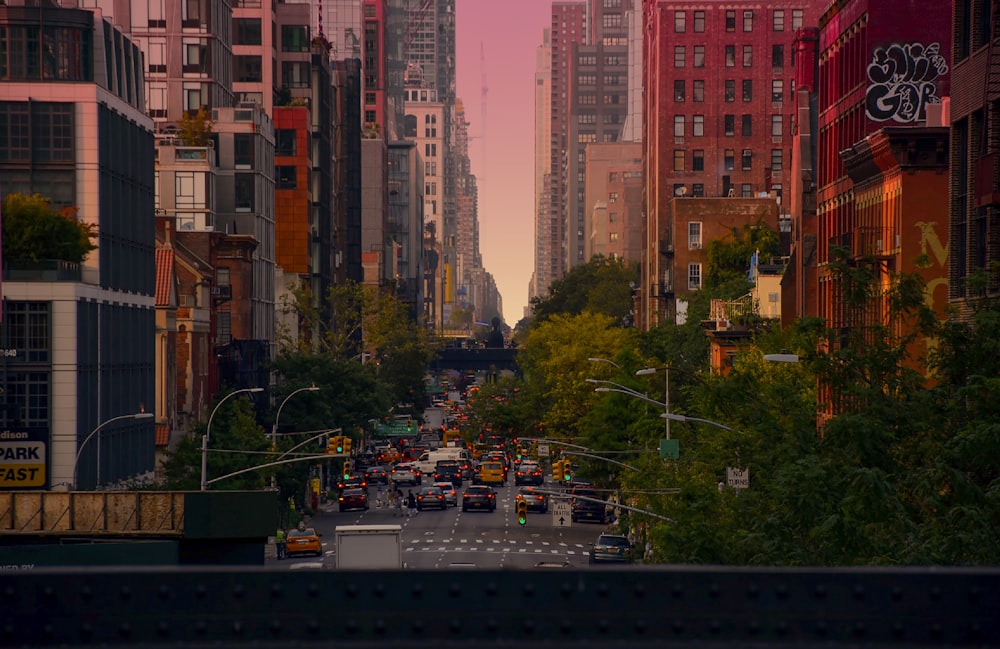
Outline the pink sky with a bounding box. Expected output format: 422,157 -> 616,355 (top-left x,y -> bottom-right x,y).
456,1 -> 551,325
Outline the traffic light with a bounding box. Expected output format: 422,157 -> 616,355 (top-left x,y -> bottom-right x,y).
326,436 -> 337,454
342,437 -> 352,454
553,459 -> 564,482
561,459 -> 572,482
516,500 -> 528,526
342,461 -> 351,480
334,436 -> 345,454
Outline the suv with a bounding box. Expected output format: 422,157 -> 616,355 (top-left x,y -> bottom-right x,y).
390,463 -> 422,486
570,485 -> 607,524
433,460 -> 463,486
589,534 -> 634,564
514,461 -> 543,486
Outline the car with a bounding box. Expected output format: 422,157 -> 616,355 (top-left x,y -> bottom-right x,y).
515,486 -> 549,513
364,465 -> 389,485
338,487 -> 369,512
433,460 -> 463,486
432,481 -> 459,507
285,527 -> 323,558
462,485 -> 496,512
416,485 -> 447,510
570,485 -> 607,524
514,461 -> 544,486
589,534 -> 634,564
336,474 -> 368,491
390,463 -> 422,486
476,460 -> 505,486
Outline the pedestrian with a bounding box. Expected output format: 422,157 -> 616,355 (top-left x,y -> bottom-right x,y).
407,489 -> 417,517
376,483 -> 384,508
275,527 -> 286,560
395,487 -> 405,517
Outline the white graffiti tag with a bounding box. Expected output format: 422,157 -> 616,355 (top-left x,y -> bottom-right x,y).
865,42 -> 948,123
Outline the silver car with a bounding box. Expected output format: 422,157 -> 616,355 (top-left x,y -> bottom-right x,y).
432,481 -> 458,507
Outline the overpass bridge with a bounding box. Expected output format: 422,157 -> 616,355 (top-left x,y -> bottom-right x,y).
430,346 -> 519,374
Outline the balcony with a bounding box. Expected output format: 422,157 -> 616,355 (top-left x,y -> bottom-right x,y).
3,259 -> 83,282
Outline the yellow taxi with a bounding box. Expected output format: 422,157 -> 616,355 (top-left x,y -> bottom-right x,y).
477,461 -> 506,486
285,526 -> 323,557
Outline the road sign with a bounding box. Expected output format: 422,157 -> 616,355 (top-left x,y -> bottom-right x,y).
726,466 -> 750,489
551,500 -> 572,527
537,443 -> 549,458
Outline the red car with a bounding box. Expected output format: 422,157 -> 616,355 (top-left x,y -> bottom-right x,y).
338,488 -> 369,512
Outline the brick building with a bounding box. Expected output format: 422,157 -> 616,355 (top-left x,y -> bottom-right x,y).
640,0 -> 824,328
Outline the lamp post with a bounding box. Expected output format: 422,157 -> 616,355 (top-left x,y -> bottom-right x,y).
271,385 -> 320,445
201,387 -> 264,491
588,357 -> 621,369
72,411 -> 155,490
662,412 -> 732,431
636,367 -> 670,440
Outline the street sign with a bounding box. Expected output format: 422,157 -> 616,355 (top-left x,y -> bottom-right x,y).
551,500 -> 572,527
537,443 -> 549,458
726,466 -> 749,489
660,439 -> 679,459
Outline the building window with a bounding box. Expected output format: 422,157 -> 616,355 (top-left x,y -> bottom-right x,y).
235,55 -> 262,82
773,10 -> 785,31
694,10 -> 705,32
741,183 -> 753,197
234,173 -> 254,210
742,114 -> 753,136
771,149 -> 783,171
772,45 -> 784,70
693,80 -> 705,102
609,192 -> 619,203
725,80 -> 736,102
742,149 -> 753,171
688,263 -> 702,290
673,149 -> 685,171
693,149 -> 705,171
692,183 -> 705,197
276,166 -> 297,189
275,129 -> 296,156
674,80 -> 686,102
693,45 -> 705,68
674,115 -> 685,137
772,79 -> 784,102
724,114 -> 735,136
742,79 -> 753,102
726,10 -> 736,31
743,10 -> 754,32
184,41 -> 208,74
743,45 -> 753,67
674,10 -> 685,32
365,110 -> 377,124
281,25 -> 310,52
674,46 -> 686,67
693,115 -> 704,136
792,9 -> 803,30
281,61 -> 310,87
771,114 -> 783,136
688,222 -> 702,249
233,133 -> 253,167
724,149 -> 735,171
609,212 -> 618,222
725,45 -> 736,67
234,18 -> 262,45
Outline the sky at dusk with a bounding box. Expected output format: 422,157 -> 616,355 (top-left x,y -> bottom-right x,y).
455,1 -> 552,325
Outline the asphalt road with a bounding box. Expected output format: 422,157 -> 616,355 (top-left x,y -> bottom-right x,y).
273,481 -> 615,570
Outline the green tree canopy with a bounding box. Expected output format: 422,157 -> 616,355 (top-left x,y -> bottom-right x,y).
1,193 -> 96,263
529,255 -> 638,326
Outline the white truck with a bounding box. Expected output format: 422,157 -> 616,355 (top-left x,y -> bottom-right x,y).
423,407 -> 446,430
414,447 -> 472,476
334,524 -> 403,569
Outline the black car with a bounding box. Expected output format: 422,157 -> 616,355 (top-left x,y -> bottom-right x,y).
363,465 -> 389,485
336,474 -> 368,492
461,485 -> 496,512
570,486 -> 607,524
433,460 -> 463,486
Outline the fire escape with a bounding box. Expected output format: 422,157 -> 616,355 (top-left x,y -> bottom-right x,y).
974,0 -> 1000,294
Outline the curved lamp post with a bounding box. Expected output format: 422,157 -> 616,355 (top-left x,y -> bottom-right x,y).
662,412 -> 732,431
201,387 -> 264,491
271,385 -> 320,444
72,411 -> 155,490
588,357 -> 621,369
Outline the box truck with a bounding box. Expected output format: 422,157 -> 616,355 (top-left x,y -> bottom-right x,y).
334,525 -> 403,569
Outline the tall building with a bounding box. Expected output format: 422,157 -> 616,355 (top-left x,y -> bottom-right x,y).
815,0 -> 951,340
949,1 -> 1000,316
0,2 -> 156,491
585,142 -> 644,263
531,27 -> 553,307
537,2 -> 586,299
640,0 -> 824,329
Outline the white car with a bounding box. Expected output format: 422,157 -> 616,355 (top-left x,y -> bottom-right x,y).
432,481 -> 458,507
390,463 -> 422,486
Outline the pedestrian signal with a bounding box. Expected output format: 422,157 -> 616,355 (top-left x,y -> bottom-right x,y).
516,500 -> 528,526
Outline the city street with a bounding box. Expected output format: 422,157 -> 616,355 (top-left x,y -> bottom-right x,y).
273,482 -> 613,570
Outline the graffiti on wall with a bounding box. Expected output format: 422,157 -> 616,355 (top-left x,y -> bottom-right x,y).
865,42 -> 948,123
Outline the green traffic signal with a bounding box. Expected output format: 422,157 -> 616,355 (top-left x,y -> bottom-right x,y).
516,500 -> 528,526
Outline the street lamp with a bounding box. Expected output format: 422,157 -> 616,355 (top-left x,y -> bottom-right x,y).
201,387 -> 264,491
636,367 -> 670,440
271,385 -> 320,444
763,351 -> 800,363
72,411 -> 155,490
661,412 -> 732,431
588,357 -> 621,369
